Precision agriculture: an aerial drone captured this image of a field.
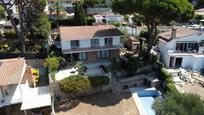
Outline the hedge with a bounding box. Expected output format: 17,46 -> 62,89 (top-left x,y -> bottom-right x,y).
166,83 -> 178,92
88,76 -> 110,87
60,75 -> 110,93
159,67 -> 173,83
60,75 -> 91,93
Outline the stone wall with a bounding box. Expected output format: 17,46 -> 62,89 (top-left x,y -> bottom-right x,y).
51,82 -> 111,101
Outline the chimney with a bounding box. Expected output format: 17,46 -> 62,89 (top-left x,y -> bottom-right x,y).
171,26 -> 177,39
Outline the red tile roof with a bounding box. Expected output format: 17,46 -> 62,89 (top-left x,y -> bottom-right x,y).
159,28 -> 200,42
59,25 -> 123,41
0,58 -> 26,86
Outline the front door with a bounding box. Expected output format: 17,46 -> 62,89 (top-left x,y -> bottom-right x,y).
175,57 -> 183,68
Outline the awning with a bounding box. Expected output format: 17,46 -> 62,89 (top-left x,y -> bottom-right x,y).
21,86 -> 51,110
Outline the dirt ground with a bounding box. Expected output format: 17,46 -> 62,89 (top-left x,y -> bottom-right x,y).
55,91 -> 139,115
177,83 -> 204,100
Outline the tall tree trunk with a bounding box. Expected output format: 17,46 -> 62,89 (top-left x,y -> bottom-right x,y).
17,0 -> 25,53
147,24 -> 154,54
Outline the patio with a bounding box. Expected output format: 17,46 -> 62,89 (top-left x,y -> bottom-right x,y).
55,61 -> 111,81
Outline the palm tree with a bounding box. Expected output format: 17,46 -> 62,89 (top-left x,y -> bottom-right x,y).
49,1 -> 66,21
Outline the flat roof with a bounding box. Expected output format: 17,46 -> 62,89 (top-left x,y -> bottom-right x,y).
21,86 -> 51,110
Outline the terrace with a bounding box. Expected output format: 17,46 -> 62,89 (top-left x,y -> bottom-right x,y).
55,61 -> 111,81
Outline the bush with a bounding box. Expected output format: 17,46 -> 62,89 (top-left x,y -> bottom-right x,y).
3,31 -> 17,39
160,67 -> 173,83
88,76 -> 110,87
166,83 -> 177,92
87,16 -> 95,25
32,69 -> 40,76
75,62 -> 87,75
111,22 -> 121,27
60,75 -> 91,93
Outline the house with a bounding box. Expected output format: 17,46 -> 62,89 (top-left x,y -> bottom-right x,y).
0,58 -> 51,113
94,14 -> 123,23
158,27 -> 204,71
126,36 -> 140,54
47,0 -> 76,18
59,25 -> 123,62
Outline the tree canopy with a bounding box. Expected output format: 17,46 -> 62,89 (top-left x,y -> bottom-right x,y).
153,92 -> 204,115
74,2 -> 87,26
112,0 -> 194,53
0,5 -> 5,19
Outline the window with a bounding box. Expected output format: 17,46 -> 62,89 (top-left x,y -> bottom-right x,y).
91,39 -> 99,47
79,52 -> 87,61
71,40 -> 79,48
176,42 -> 199,52
97,50 -> 110,58
105,38 -> 113,46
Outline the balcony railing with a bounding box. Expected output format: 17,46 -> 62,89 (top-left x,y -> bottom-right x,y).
63,45 -> 123,53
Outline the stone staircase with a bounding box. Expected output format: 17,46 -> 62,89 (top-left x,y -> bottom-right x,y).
110,73 -> 122,94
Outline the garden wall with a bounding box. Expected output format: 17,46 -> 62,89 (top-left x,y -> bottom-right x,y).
51,82 -> 111,101
119,73 -> 156,88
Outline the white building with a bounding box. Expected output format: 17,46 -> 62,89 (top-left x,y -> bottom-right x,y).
0,58 -> 51,113
158,27 -> 204,71
60,25 -> 123,62
94,14 -> 123,23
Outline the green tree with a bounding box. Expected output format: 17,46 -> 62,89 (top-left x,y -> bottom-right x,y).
83,0 -> 105,8
32,12 -> 51,38
28,0 -> 51,40
59,75 -> 91,93
44,56 -> 63,72
153,92 -> 204,115
74,2 -> 87,26
49,1 -> 66,21
0,5 -> 5,19
112,0 -> 194,53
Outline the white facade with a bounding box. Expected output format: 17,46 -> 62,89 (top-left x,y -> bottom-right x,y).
94,15 -> 123,23
159,33 -> 204,71
61,36 -> 122,53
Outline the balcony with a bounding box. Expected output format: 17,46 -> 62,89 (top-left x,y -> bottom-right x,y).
62,45 -> 123,54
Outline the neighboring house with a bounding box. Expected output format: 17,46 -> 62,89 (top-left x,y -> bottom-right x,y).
60,25 -> 123,62
0,58 -> 33,107
158,27 -> 204,71
0,58 -> 51,113
126,36 -> 140,54
87,0 -> 112,15
47,0 -> 75,13
94,14 -> 123,23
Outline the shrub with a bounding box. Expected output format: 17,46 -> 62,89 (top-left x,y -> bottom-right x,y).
59,75 -> 91,93
160,67 -> 173,83
88,76 -> 110,87
75,62 -> 87,75
111,22 -> 121,27
87,16 -> 95,25
32,69 -> 40,76
166,83 -> 177,92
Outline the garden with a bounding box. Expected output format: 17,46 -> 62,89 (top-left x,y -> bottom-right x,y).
59,75 -> 110,93
111,53 -> 152,79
